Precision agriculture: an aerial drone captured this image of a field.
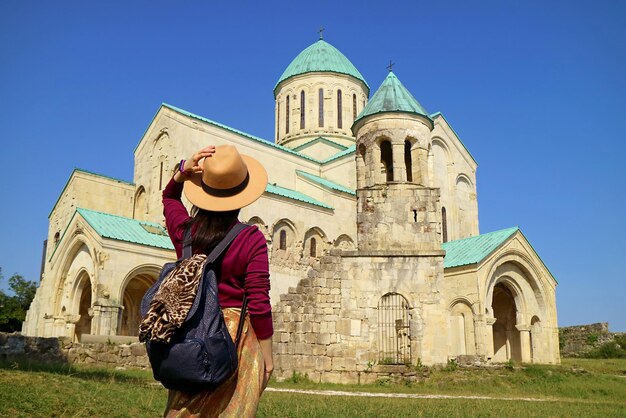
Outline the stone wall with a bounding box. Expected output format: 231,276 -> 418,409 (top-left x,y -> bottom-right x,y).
559,323 -> 622,357
0,333 -> 149,369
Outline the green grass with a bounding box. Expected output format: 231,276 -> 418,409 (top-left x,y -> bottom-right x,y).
0,359 -> 624,417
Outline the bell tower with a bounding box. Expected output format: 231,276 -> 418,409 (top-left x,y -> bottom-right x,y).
352,71 -> 442,252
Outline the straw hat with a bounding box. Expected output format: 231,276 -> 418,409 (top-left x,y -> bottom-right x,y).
183,145 -> 268,212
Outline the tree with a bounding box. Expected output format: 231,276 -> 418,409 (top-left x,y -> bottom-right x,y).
0,267 -> 38,333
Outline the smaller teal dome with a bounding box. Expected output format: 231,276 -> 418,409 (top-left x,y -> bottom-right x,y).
274,40 -> 369,96
353,72 -> 430,126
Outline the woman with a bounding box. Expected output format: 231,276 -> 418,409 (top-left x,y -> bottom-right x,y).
161,144 -> 273,417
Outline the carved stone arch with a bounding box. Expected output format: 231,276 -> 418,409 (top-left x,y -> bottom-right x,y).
374,135 -> 394,182
455,174 -> 473,237
151,129 -> 175,191
117,264 -> 162,304
283,86 -> 295,99
447,296 -> 479,315
52,233 -> 97,314
484,250 -> 549,319
118,264 -> 161,336
431,136 -> 451,157
303,226 -> 328,259
69,268 -> 93,341
448,298 -> 477,356
484,251 -> 550,363
133,186 -> 148,221
333,234 -> 356,251
271,218 -> 297,253
404,136 -> 419,183
456,173 -> 473,187
246,216 -> 270,241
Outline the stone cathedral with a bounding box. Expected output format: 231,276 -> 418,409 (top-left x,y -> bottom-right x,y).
23,38 -> 560,382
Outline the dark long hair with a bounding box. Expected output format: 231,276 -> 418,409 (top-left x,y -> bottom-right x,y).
182,206 -> 240,253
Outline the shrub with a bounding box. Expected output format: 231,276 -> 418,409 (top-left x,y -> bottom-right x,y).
444,358 -> 457,372
585,341 -> 626,359
287,371 -> 311,384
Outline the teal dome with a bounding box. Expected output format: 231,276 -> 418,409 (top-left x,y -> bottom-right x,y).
274,40 -> 369,96
353,72 -> 430,126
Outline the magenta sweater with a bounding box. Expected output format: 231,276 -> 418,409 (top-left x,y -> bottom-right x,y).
162,177 -> 273,339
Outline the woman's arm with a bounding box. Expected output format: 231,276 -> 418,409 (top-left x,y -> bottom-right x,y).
162,146 -> 216,256
258,337 -> 273,391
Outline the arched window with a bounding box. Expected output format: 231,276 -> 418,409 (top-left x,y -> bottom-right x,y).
310,237 -> 317,257
300,90 -> 305,129
359,143 -> 366,162
380,140 -> 393,182
318,88 -> 324,127
286,96 -> 290,134
442,207 -> 448,243
404,140 -> 413,182
159,161 -> 164,190
276,100 -> 280,141
279,230 -> 287,250
337,89 -> 343,129
378,293 -> 411,365
353,94 -> 357,120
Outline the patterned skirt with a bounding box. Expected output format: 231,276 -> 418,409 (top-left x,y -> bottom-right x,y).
163,309 -> 264,418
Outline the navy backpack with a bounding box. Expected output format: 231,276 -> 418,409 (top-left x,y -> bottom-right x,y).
140,223 -> 249,392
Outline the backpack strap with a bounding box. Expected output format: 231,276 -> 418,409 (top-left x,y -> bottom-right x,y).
234,294 -> 248,349
182,227 -> 193,259
205,223 -> 249,264
203,222 -> 250,350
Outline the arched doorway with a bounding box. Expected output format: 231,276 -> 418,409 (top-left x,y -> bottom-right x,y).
119,272 -> 157,336
74,272 -> 92,341
491,283 -> 521,362
378,293 -> 411,364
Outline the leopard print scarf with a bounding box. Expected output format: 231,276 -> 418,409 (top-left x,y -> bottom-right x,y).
139,254 -> 207,343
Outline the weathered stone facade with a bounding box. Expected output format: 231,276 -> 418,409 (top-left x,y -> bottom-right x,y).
23,38 -> 560,382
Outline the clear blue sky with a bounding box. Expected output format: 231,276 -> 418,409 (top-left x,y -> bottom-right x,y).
1,1 -> 624,331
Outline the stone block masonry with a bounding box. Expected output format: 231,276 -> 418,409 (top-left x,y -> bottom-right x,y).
0,332 -> 149,369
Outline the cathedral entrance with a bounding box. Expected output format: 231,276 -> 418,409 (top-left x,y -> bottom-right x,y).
74,273 -> 92,341
491,283 -> 521,362
119,271 -> 157,336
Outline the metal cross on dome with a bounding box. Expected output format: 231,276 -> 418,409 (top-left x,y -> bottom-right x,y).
387,60 -> 395,72
319,26 -> 325,39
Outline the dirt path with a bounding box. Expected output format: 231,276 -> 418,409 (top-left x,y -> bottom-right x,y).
265,387 -> 555,402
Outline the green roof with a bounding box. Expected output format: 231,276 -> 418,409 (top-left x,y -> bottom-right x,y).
292,136 -> 348,152
322,144 -> 356,164
161,103 -> 325,164
265,183 -> 333,209
77,208 -> 174,250
353,72 -> 431,126
296,170 -> 355,196
158,103 -> 355,167
442,227 -> 519,268
274,39 -> 369,96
